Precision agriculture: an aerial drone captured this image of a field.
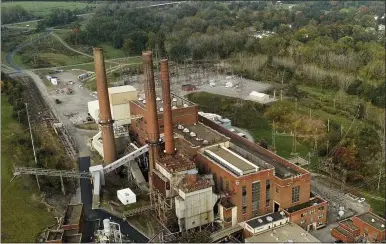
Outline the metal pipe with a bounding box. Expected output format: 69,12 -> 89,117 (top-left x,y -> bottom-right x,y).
142,51 -> 160,183
161,59 -> 175,155
93,47 -> 117,165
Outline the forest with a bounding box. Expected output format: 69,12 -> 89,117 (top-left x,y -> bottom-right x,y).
63,1 -> 385,108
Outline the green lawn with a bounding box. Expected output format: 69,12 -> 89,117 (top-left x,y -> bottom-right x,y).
39,52 -> 92,66
1,96 -> 55,242
1,51 -> 8,64
13,20 -> 38,28
1,1 -> 99,16
100,43 -> 127,59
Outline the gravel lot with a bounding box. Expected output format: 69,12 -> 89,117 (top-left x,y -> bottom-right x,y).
47,71 -> 96,124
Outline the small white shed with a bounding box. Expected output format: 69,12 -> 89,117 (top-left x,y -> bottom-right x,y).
249,91 -> 269,103
50,78 -> 58,86
117,188 -> 137,205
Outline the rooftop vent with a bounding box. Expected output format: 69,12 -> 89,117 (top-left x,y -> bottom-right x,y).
142,100 -> 146,104
159,107 -> 164,112
156,97 -> 161,101
190,132 -> 196,137
172,105 -> 177,109
183,104 -> 189,107
266,216 -> 273,222
203,140 -> 209,145
257,219 -> 263,223
138,97 -> 143,101
313,203 -> 318,206
371,219 -> 375,223
172,98 -> 177,102
183,128 -> 190,133
195,137 -> 203,141
178,125 -> 184,130
381,224 -> 385,228
280,211 -> 285,216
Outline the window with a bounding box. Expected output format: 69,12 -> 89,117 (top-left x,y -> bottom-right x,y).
242,186 -> 247,214
220,177 -> 224,191
213,173 -> 217,192
318,222 -> 323,226
318,206 -> 324,211
192,221 -> 195,225
225,181 -> 229,192
266,180 -> 270,207
252,182 -> 260,211
225,217 -> 232,223
160,125 -> 164,129
310,209 -> 315,214
276,187 -> 279,193
292,185 -> 300,203
318,213 -> 324,219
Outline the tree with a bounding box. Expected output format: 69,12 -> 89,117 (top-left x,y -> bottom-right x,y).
122,39 -> 134,55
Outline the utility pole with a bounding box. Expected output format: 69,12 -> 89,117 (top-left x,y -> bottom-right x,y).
341,125 -> 344,138
281,71 -> 284,85
327,119 -> 330,132
333,99 -> 336,109
295,98 -> 298,110
280,90 -> 283,102
309,109 -> 312,119
25,103 -> 38,165
273,89 -> 276,99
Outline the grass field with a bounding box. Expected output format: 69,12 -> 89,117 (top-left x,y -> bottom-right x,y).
1,96 -> 55,242
12,20 -> 38,28
1,1 -> 99,16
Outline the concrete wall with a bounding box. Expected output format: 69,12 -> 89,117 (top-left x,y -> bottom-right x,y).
109,90 -> 137,105
176,187 -> 215,231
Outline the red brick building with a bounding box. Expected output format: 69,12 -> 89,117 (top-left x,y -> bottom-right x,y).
332,212 -> 386,242
283,197 -> 328,231
129,76 -> 328,230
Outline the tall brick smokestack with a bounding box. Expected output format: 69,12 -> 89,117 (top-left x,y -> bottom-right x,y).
142,51 -> 160,184
93,47 -> 117,165
161,59 -> 175,155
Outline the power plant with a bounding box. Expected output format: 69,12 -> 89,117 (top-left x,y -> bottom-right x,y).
85,48 -> 333,242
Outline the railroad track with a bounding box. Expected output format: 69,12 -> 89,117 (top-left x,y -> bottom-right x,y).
22,76 -> 77,160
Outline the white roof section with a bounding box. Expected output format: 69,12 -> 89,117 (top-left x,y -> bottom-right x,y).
117,188 -> 137,205
108,85 -> 136,94
249,91 -> 268,98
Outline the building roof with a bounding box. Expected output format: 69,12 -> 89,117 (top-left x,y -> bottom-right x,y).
174,122 -> 228,147
156,153 -> 196,173
135,92 -> 195,111
178,174 -> 213,193
245,223 -> 321,243
63,204 -> 83,226
285,197 -> 325,213
249,91 -> 268,98
204,146 -> 259,176
46,230 -> 63,241
355,212 -> 386,230
63,234 -> 82,243
246,212 -> 287,229
219,198 -> 235,209
108,85 -> 136,94
333,226 -> 353,237
341,219 -> 359,230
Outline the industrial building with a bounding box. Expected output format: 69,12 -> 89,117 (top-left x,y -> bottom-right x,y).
89,48 -> 328,238
331,212 -> 386,242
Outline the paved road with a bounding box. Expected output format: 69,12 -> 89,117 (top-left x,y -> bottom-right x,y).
79,157 -> 148,243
